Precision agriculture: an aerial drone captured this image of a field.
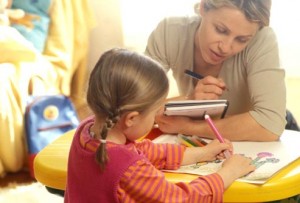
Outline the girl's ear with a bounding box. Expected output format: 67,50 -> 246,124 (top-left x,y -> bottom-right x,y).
124,111 -> 140,127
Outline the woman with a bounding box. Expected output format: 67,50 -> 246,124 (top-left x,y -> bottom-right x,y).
145,0 -> 286,141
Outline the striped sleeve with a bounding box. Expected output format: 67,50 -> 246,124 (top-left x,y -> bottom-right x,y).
134,139 -> 186,170
117,159 -> 224,203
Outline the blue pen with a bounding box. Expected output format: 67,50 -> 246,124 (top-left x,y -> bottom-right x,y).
184,69 -> 204,80
184,69 -> 229,91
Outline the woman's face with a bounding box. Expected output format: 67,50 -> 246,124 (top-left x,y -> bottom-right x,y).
196,5 -> 259,65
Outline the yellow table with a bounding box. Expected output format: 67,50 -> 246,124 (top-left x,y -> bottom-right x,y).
34,129 -> 300,202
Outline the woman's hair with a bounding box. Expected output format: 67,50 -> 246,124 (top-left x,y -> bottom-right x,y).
196,0 -> 272,29
87,48 -> 169,170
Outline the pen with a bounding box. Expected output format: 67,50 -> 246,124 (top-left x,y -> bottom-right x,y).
184,69 -> 204,80
184,69 -> 229,91
204,114 -> 231,158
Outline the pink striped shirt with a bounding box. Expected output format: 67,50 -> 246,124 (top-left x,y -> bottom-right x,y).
77,125 -> 224,202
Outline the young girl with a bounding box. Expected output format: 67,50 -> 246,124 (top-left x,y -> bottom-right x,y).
64,48 -> 255,203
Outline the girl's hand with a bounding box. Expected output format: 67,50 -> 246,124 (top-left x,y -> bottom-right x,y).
201,139 -> 233,162
217,154 -> 256,188
182,138 -> 233,165
191,76 -> 227,100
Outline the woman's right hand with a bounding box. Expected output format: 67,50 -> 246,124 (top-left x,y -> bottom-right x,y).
192,76 -> 227,100
217,154 -> 256,189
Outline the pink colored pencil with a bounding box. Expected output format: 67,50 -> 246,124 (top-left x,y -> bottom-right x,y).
204,114 -> 231,158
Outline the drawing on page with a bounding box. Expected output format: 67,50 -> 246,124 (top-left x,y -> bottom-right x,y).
165,151 -> 281,180
242,152 -> 280,180
238,152 -> 280,169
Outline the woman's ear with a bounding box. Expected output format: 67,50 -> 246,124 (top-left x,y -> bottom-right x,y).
199,0 -> 206,16
124,111 -> 140,127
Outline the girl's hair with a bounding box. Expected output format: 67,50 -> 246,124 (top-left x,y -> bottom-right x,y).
195,0 -> 272,29
87,48 -> 169,170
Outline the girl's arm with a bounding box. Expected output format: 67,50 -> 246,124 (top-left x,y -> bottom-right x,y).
181,139 -> 232,165
118,159 -> 224,202
135,139 -> 185,170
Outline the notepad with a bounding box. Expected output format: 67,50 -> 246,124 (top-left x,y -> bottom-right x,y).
164,100 -> 229,119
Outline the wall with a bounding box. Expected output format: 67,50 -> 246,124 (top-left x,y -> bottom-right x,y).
271,0 -> 300,77
119,0 -> 197,53
87,0 -> 124,71
286,78 -> 300,124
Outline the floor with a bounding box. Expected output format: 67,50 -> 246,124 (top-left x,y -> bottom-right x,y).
0,176 -> 63,203
0,170 -> 35,188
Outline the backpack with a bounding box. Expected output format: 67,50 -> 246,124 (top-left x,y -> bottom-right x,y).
25,95 -> 79,178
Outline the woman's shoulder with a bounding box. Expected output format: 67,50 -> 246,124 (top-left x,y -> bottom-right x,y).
153,15 -> 200,45
258,26 -> 276,36
240,26 -> 279,60
164,15 -> 199,23
248,26 -> 278,47
157,15 -> 200,31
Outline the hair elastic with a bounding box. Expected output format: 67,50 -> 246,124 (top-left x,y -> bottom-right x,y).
99,139 -> 106,144
89,131 -> 95,138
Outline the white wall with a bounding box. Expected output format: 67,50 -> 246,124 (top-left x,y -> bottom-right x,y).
87,0 -> 124,71
271,0 -> 300,77
119,0 -> 197,52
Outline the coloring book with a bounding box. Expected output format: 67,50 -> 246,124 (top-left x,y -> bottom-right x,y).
152,130 -> 300,184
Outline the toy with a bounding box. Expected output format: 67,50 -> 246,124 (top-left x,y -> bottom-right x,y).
0,0 -> 24,26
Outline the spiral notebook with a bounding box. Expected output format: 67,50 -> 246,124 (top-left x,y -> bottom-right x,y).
164,100 -> 229,119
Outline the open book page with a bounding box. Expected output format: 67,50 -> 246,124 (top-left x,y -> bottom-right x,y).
152,130 -> 300,184
164,100 -> 229,118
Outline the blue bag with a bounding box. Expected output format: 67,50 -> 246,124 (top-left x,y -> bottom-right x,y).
25,95 -> 79,178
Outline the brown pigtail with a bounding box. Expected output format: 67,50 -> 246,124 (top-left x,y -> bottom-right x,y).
95,111 -> 120,171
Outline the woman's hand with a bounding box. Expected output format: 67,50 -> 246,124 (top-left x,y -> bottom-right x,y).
191,76 -> 227,100
155,112 -> 192,134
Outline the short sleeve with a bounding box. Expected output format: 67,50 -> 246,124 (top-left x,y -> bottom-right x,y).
245,27 -> 286,135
